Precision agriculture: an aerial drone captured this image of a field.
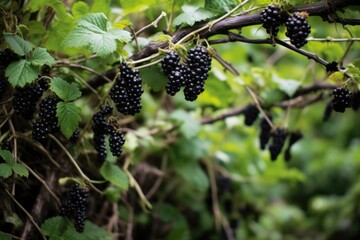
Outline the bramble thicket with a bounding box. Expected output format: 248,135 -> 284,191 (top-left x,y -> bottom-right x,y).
1,0 -> 360,239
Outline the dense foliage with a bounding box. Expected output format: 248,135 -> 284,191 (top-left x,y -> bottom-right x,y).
1,0 -> 360,239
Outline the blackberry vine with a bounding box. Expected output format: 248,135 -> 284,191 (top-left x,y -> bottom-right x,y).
59,183 -> 89,233
285,12 -> 311,48
110,62 -> 143,115
332,87 -> 352,113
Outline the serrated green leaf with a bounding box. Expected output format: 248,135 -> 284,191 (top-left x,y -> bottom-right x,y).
176,163 -> 209,193
173,6 -> 215,27
0,231 -> 12,240
24,0 -> 72,21
198,78 -> 234,107
0,150 -> 14,165
56,102 -> 82,139
90,0 -> 111,16
41,216 -> 68,237
29,47 -> 56,67
62,220 -> 113,240
72,1 -> 89,19
3,33 -> 33,56
12,163 -> 29,177
63,13 -> 131,57
5,60 -> 38,87
100,162 -> 129,190
205,0 -> 236,14
139,65 -> 167,91
171,110 -> 201,139
273,76 -> 301,97
0,163 -> 13,178
51,77 -> 82,101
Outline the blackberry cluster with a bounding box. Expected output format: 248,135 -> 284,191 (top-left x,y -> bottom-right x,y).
260,5 -> 283,37
0,48 -> 19,68
284,131 -> 303,161
110,62 -> 143,115
162,52 -> 187,96
184,45 -> 212,101
332,87 -> 351,113
13,81 -> 48,120
269,128 -> 288,161
285,13 -> 311,48
259,118 -> 272,150
92,105 -> 125,161
243,104 -> 260,126
32,96 -> 60,142
59,183 -> 89,233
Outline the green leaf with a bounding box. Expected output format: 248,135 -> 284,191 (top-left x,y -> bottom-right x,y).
63,13 -> 131,57
72,1 -> 89,19
0,163 -> 13,178
100,162 -> 129,190
5,60 -> 38,87
205,0 -> 236,14
90,0 -> 111,17
176,162 -> 209,193
51,77 -> 82,101
140,65 -> 167,91
56,102 -> 82,139
41,216 -> 68,237
62,221 -> 113,240
29,47 -> 56,67
24,0 -> 72,21
3,33 -> 33,56
173,6 -> 215,27
12,163 -> 29,177
0,231 -> 12,240
0,150 -> 14,165
273,76 -> 301,97
171,110 -> 200,139
198,78 -> 234,107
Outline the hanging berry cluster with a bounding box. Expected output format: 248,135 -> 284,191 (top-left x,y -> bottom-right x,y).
260,5 -> 311,48
161,45 -> 212,101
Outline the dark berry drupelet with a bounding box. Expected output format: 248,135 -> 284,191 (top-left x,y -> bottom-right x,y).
70,128 -> 81,141
13,83 -> 45,120
285,12 -> 311,48
93,125 -> 107,162
32,118 -> 51,142
0,48 -> 19,68
332,87 -> 351,113
162,52 -> 181,76
59,183 -> 89,233
284,131 -> 303,161
259,118 -> 272,150
166,66 -> 187,96
326,61 -> 338,72
269,128 -> 288,161
322,101 -> 333,121
183,45 -> 212,101
100,105 -> 113,116
243,104 -> 260,126
109,131 -> 125,157
260,5 -> 283,37
110,62 -> 143,115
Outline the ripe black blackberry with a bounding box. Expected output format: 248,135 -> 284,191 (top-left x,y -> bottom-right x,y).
332,87 -> 351,113
162,52 -> 181,76
32,119 -> 51,142
285,12 -> 311,48
259,117 -> 272,150
243,104 -> 260,126
110,62 -> 143,115
100,105 -> 113,116
183,45 -> 212,101
93,125 -> 107,162
0,48 -> 19,68
260,4 -> 283,37
13,83 -> 45,120
59,183 -> 89,233
284,131 -> 303,161
70,128 -> 80,141
166,66 -> 187,96
269,128 -> 288,161
109,131 -> 125,157
326,61 -> 338,72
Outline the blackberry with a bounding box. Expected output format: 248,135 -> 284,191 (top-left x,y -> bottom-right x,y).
13,83 -> 44,120
332,87 -> 351,113
326,61 -> 338,72
59,183 -> 89,233
322,101 -> 333,121
110,62 -> 143,115
285,12 -> 311,48
269,128 -> 288,161
93,125 -> 107,162
161,52 -> 181,76
109,131 -> 125,157
243,104 -> 259,126
32,118 -> 51,142
260,5 -> 283,37
284,131 -> 303,161
166,66 -> 186,96
70,128 -> 80,141
259,117 -> 272,150
183,45 -> 212,101
352,92 -> 360,110
1,141 -> 11,151
100,105 -> 113,116
0,48 -> 19,68
0,68 -> 7,99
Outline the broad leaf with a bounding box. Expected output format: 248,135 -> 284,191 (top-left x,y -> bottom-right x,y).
56,102 -> 82,139
51,77 -> 82,102
3,33 -> 33,56
176,162 -> 209,193
100,162 -> 129,190
24,0 -> 72,21
140,65 -> 167,91
173,6 -> 215,27
0,231 -> 11,240
0,150 -> 14,165
72,1 -> 89,19
62,221 -> 113,240
63,13 -> 131,57
171,110 -> 201,139
90,0 -> 111,17
0,163 -> 12,178
41,216 -> 67,237
5,60 -> 38,87
273,76 -> 301,97
29,47 -> 56,67
205,0 -> 236,14
12,163 -> 29,177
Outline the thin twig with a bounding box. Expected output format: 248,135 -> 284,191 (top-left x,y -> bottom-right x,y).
55,62 -> 112,82
135,11 -> 167,36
